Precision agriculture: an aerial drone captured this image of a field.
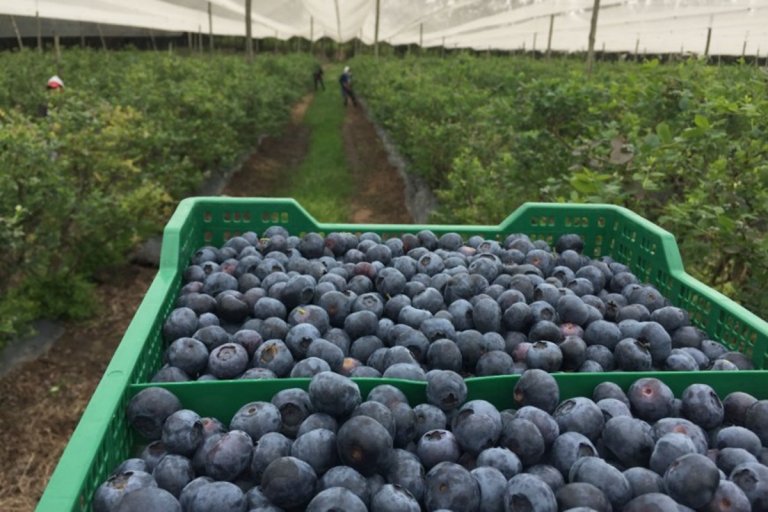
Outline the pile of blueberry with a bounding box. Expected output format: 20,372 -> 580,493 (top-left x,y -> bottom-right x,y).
96,370 -> 768,511
154,229 -> 752,382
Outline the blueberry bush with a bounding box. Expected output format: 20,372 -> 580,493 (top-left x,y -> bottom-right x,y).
352,54 -> 768,315
0,49 -> 315,342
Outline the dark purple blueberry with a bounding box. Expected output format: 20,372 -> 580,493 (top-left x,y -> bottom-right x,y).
229,401 -> 281,441
555,482 -> 611,512
337,415 -> 393,476
127,387 -> 183,441
426,369 -> 467,412
628,378 -> 675,423
163,307 -> 199,343
584,344 -> 615,371
597,398 -> 632,422
716,426 -> 762,456
162,409 -> 203,457
723,392 -> 757,426
526,464 -> 564,492
601,416 -> 654,468
152,366 -> 191,383
681,383 -> 724,430
204,430 -> 252,482
730,462 -> 768,510
570,456 -> 632,509
702,479 -> 751,512
470,466 -> 506,512
425,461 -> 480,511
385,448 -> 425,502
252,339 -> 294,377
426,338 -> 463,372
249,432 -> 293,483
652,417 -> 709,454
193,325 -> 231,351
513,369 -> 559,414
178,476 -> 214,511
623,492 -> 680,511
623,466 -> 665,497
367,384 -> 409,409
559,335 -> 587,371
529,320 -> 563,343
514,406 -> 560,449
417,429 -> 460,469
110,459 -> 148,477
308,371 -> 361,419
716,447 -> 758,476
260,456 -> 317,509
637,321 -> 672,365
371,483 -> 420,512
93,471 -> 157,512
672,325 -> 705,349
114,487 -> 180,512
291,428 -> 338,474
306,487 -> 367,512
615,337 -> 652,371
592,381 -> 630,407
525,340 -> 563,372
288,304 -> 330,333
152,454 -> 194,497
650,433 -> 697,475
550,431 -> 598,477
451,400 -> 502,456
499,416 -> 545,467
140,441 -> 168,472
239,367 -> 277,380
167,338 -> 209,377
745,400 -> 768,446
504,473 -> 557,512
318,466 -> 370,507
666,349 -> 699,371
554,397 -> 604,443
476,447 -> 522,480
664,453 -> 720,509
414,404 -> 447,439
207,343 -> 249,379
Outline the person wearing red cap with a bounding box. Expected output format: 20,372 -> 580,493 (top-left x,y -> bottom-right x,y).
38,75 -> 64,117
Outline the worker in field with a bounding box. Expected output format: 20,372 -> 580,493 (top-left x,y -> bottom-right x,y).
38,75 -> 64,117
313,64 -> 325,91
339,66 -> 358,107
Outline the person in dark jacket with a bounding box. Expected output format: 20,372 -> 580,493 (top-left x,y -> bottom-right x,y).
339,66 -> 358,107
313,64 -> 325,91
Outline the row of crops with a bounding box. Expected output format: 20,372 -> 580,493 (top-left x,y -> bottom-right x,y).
0,49 -> 316,342
352,55 -> 768,316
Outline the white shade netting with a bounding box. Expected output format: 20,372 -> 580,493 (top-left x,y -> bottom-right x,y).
1,0 -> 767,55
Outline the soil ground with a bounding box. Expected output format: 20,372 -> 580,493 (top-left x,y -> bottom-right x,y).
0,93 -> 411,511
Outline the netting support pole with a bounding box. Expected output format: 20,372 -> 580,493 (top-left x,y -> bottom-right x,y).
245,0 -> 253,63
334,0 -> 342,59
97,24 -> 107,50
198,25 -> 203,53
742,40 -> 747,59
148,29 -> 158,52
634,38 -> 640,61
374,0 -> 381,58
419,23 -> 423,51
208,2 -> 214,52
53,31 -> 61,74
441,36 -> 445,58
532,32 -> 537,53
187,31 -> 192,50
585,0 -> 601,74
546,14 -> 554,58
9,16 -> 23,50
36,11 -> 42,52
310,16 -> 314,53
274,30 -> 278,55
79,22 -> 85,48
704,27 -> 712,58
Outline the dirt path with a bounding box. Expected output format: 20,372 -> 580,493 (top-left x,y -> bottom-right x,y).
0,92 -> 412,511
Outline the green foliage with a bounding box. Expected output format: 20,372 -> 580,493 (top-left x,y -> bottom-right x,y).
353,54 -> 768,314
0,49 -> 315,343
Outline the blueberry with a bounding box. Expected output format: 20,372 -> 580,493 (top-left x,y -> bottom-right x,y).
550,432 -> 598,477
194,325 -> 232,351
186,481 -> 246,512
716,447 -> 758,475
525,340 -> 563,372
306,487 -> 367,512
308,371 -> 362,418
702,479 -> 751,512
584,344 -> 615,371
152,366 -> 191,382
140,441 -> 168,472
623,492 -> 681,511
662,453 -> 720,508
499,416 -> 545,467
114,487 -> 180,512
163,307 -> 199,343
554,397 -> 604,443
555,482 -> 611,512
427,338 -> 464,372
390,401 -> 418,448
716,426 -> 762,456
417,429 -> 460,469
291,428 -> 338,474
476,447 -> 522,480
681,383 -> 724,430
207,343 -> 249,379
167,338 -> 209,377
745,400 -> 768,446
249,432 -> 293,483
730,462 -> 768,510
514,406 -> 560,449
337,415 -> 393,476
371,483 -> 420,512
451,400 -> 502,455
204,430 -> 252,482
384,448 -> 426,502
352,401 -> 396,438
127,387 -> 183,441
162,409 -> 203,457
260,456 -> 317,509
110,459 -> 148,476
367,384 -> 409,409
252,339 -> 294,377
425,461 -> 481,511
615,337 -> 652,371
504,473 -> 557,512
623,466 -> 665,497
229,402 -> 281,441
413,403 -> 447,441
239,367 -> 277,379
93,471 -> 157,512
178,476 -> 214,511
318,466 -> 370,507
652,417 -> 709,455
602,416 -> 654,468
513,369 -> 559,414
426,369 -> 467,412
592,381 -> 630,406
628,378 -> 675,423
569,456 -> 633,509
650,432 -> 697,475
638,321 -> 672,365
152,454 -> 194,497
527,464 -> 565,492
723,392 -> 757,426
471,466 -> 506,512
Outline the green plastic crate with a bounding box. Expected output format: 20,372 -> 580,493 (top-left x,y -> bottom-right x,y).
37,198 -> 768,511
